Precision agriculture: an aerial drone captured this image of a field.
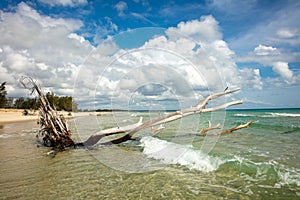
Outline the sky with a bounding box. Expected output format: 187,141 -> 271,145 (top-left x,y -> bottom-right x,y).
0,0 -> 300,110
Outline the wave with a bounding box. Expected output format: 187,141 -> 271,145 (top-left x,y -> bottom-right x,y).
140,136 -> 226,172
265,112 -> 300,117
233,113 -> 255,117
234,112 -> 300,118
226,156 -> 300,187
140,137 -> 300,187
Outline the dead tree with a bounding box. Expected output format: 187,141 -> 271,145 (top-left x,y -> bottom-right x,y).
20,76 -> 74,149
20,76 -> 252,149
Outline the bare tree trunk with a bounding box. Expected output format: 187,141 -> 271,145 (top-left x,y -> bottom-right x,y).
20,76 -> 74,149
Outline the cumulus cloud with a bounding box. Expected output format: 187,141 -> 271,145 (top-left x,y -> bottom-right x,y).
0,3 -> 264,109
168,15 -> 222,44
0,2 -> 93,97
74,15 -> 263,109
38,0 -> 88,7
236,43 -> 299,87
272,62 -> 293,83
254,44 -> 279,56
160,16 -> 261,88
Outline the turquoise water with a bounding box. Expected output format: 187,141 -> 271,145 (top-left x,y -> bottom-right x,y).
0,109 -> 300,199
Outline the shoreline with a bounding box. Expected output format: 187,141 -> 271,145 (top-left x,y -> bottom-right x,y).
0,109 -> 95,125
0,109 -> 39,125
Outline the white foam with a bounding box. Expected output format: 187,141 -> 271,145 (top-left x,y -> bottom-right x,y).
140,136 -> 225,172
234,113 -> 255,117
262,112 -> 300,118
271,112 -> 300,117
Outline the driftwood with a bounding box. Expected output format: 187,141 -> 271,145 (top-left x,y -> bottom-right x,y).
20,76 -> 252,149
83,88 -> 243,146
20,76 -> 74,149
199,121 -> 221,135
200,121 -> 254,135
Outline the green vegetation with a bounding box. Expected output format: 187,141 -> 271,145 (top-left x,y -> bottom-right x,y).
0,81 -> 77,111
0,82 -> 7,108
45,92 -> 76,111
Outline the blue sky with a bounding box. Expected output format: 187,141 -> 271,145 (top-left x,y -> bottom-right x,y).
0,0 -> 299,109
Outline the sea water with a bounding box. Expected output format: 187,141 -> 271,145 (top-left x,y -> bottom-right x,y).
0,109 -> 299,199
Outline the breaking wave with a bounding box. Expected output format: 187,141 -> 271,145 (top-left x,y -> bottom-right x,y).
234,112 -> 300,118
264,112 -> 300,117
140,136 -> 226,172
139,136 -> 300,188
233,113 -> 255,117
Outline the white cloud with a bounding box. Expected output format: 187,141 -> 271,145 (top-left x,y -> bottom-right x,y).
254,44 -> 279,56
276,28 -> 298,38
143,16 -> 261,91
114,1 -> 128,16
36,62 -> 49,70
0,4 -> 265,109
0,2 -> 93,97
272,62 -> 293,83
236,43 -> 299,87
168,15 -> 222,44
38,0 -> 88,7
229,1 -> 300,51
92,17 -> 118,44
75,15 -> 262,110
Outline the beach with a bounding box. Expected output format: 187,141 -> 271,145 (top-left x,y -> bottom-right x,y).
0,108 -> 40,124
0,108 -> 101,124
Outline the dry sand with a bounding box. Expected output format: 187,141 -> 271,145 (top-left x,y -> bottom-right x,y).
0,108 -> 113,125
0,109 -> 81,124
0,109 -> 38,124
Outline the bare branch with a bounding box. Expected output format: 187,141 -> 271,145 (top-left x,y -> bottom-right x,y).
218,121 -> 254,134
200,122 -> 221,135
200,121 -> 254,136
94,89 -> 242,145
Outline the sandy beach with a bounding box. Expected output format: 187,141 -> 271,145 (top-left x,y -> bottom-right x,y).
0,109 -> 85,124
0,109 -> 110,124
0,109 -> 39,124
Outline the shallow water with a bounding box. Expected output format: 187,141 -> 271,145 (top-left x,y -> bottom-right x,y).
0,109 -> 300,199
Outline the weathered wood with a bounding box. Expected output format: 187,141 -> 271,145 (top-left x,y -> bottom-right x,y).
200,121 -> 221,135
20,76 -> 74,149
92,89 -> 243,145
218,121 -> 254,134
21,76 -> 249,149
200,121 -> 254,135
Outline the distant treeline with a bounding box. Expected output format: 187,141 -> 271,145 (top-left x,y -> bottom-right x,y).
0,82 -> 77,111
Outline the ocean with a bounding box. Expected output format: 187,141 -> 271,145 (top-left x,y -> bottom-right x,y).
0,109 -> 299,199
